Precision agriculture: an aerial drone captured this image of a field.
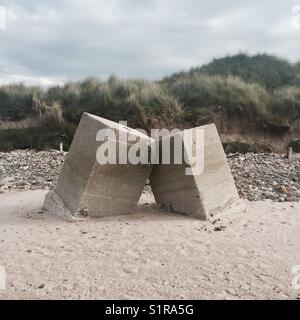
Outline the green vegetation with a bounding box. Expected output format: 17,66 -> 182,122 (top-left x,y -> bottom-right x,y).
271,86 -> 300,120
162,74 -> 270,125
0,103 -> 75,151
0,53 -> 300,151
164,53 -> 299,90
289,140 -> 300,153
223,142 -> 273,154
45,76 -> 184,130
0,84 -> 44,121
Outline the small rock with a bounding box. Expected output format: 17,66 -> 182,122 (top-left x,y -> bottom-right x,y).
279,186 -> 288,194
214,226 -> 227,232
0,187 -> 6,194
0,150 -> 299,204
286,196 -> 297,202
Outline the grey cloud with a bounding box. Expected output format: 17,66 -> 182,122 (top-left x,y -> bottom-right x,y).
0,0 -> 299,85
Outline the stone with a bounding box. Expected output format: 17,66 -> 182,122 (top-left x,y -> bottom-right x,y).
1,137 -> 299,203
150,124 -> 241,219
227,152 -> 300,201
286,196 -> 297,202
279,186 -> 288,194
43,113 -> 153,220
0,186 -> 6,194
0,176 -> 14,187
263,191 -> 275,198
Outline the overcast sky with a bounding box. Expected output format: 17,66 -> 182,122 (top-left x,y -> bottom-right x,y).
0,0 -> 300,86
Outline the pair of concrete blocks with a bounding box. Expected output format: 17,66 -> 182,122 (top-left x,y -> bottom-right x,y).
44,113 -> 240,221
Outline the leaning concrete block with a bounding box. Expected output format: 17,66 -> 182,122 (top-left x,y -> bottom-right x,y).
149,124 -> 240,219
44,113 -> 153,220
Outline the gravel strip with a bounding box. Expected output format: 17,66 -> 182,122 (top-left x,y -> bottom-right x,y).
0,150 -> 299,202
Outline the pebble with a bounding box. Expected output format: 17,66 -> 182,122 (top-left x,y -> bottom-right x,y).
227,153 -> 299,202
279,186 -> 288,194
0,150 -> 66,190
0,150 -> 299,202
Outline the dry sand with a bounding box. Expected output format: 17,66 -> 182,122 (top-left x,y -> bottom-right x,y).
0,190 -> 299,300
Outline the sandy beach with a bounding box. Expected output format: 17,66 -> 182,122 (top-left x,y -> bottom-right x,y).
0,190 -> 299,300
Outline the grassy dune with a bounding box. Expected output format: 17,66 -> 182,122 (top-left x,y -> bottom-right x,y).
0,53 -> 300,152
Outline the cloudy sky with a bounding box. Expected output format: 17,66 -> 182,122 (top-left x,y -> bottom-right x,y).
0,0 -> 300,86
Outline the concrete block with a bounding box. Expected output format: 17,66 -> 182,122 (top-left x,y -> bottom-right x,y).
149,124 -> 240,219
44,112 -> 153,220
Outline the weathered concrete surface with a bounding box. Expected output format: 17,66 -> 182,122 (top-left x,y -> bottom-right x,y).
44,113 -> 153,220
150,124 -> 240,219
